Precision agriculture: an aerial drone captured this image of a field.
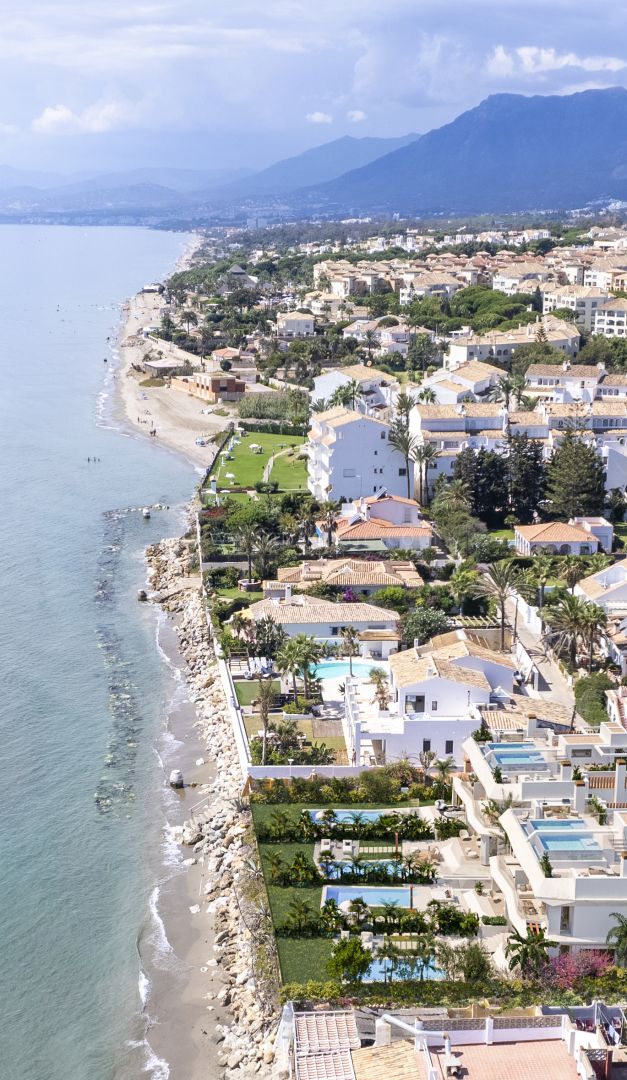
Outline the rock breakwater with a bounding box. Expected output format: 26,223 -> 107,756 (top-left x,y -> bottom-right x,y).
146,537 -> 282,1079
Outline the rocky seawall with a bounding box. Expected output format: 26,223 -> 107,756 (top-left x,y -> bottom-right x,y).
146,537 -> 282,1079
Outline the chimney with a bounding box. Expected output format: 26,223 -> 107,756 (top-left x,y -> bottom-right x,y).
284,584 -> 292,602
560,760 -> 572,781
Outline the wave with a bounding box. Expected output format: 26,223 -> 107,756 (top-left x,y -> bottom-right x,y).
126,1039 -> 170,1080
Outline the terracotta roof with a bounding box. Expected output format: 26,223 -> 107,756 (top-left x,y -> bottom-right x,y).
341,363 -> 399,384
526,364 -> 601,378
601,373 -> 627,386
362,494 -> 420,507
244,595 -> 399,626
274,558 -> 423,589
389,648 -> 491,690
448,359 -> 502,380
415,403 -> 503,418
576,558 -> 627,600
515,522 -> 594,544
335,517 -> 434,541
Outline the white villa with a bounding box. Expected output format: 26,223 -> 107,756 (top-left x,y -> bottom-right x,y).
276,311 -> 315,337
342,632 -> 517,767
576,558 -> 627,612
514,519 -> 612,556
307,407 -> 408,503
262,557 -> 422,599
318,493 -> 435,552
241,594 -> 401,658
310,363 -> 399,414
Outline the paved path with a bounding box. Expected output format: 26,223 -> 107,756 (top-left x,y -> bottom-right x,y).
505,596 -> 576,714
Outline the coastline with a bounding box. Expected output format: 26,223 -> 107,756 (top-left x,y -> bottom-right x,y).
112,235 -> 232,471
108,238 -> 278,1078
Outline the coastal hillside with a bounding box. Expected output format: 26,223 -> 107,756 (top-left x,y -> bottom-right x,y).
301,87 -> 627,214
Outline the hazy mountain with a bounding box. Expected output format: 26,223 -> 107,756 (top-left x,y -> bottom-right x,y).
0,182 -> 182,213
0,165 -> 67,190
306,88 -> 627,214
206,133 -> 421,199
57,167 -> 253,194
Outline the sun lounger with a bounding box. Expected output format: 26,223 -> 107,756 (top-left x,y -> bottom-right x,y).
320,838 -> 332,854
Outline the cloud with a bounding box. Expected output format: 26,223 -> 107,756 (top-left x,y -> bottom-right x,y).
347,109 -> 366,121
487,45 -> 627,77
0,122 -> 18,135
32,98 -> 141,135
306,111 -> 333,123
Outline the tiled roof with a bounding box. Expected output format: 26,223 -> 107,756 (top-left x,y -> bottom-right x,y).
352,1042 -> 425,1080
244,595 -> 400,625
415,403 -> 503,418
601,373 -> 627,385
362,494 -> 420,507
430,638 -> 517,669
515,522 -> 594,543
341,363 -> 399,384
526,364 -> 600,378
295,1011 -> 361,1055
576,558 -> 627,600
274,558 -> 423,589
335,517 -> 434,541
449,359 -> 502,380
389,647 -> 491,689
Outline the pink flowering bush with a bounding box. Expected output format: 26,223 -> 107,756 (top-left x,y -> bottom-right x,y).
546,950 -> 612,988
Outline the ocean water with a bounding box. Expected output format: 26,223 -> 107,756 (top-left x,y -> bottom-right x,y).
0,226 -> 197,1080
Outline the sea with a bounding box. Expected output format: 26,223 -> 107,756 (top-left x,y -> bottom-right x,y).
0,225 -> 201,1080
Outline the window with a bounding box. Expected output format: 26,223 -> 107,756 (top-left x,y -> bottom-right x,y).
380,432 -> 386,440
373,450 -> 378,456
342,468 -> 356,478
330,626 -> 339,636
431,701 -> 438,711
422,739 -> 431,752
445,740 -> 454,755
398,467 -> 407,476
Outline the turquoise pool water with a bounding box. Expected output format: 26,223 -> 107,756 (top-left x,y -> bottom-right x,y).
323,885 -> 413,906
530,819 -> 583,829
539,833 -> 600,852
366,957 -> 443,982
312,660 -> 385,680
310,809 -> 411,823
490,749 -> 546,766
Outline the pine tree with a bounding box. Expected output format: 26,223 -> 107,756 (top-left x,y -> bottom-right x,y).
546,429 -> 606,519
507,434 -> 548,523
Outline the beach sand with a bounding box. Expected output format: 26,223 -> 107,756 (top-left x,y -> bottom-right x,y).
114,291 -> 232,470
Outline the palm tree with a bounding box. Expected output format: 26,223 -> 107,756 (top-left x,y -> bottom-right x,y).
330,380 -> 363,411
298,512 -> 316,549
265,851 -> 285,884
286,897 -> 314,934
277,639 -> 302,702
411,442 -> 441,504
363,328 -> 378,358
431,478 -> 471,514
380,901 -> 401,933
369,666 -> 391,710
312,397 -> 330,413
292,634 -> 323,697
388,420 -> 417,500
319,899 -> 344,934
434,756 -> 455,796
579,602 -> 607,673
257,677 -> 276,765
449,567 -> 479,614
543,593 -> 589,670
529,553 -> 554,610
237,523 -> 257,580
340,626 -> 360,676
606,913 -> 627,966
416,387 -> 436,403
181,309 -> 198,333
505,927 -> 556,976
473,560 -> 523,652
489,374 -> 515,407
376,939 -> 401,984
560,555 -> 586,593
253,532 -> 279,580
322,503 -> 339,548
395,390 -> 416,424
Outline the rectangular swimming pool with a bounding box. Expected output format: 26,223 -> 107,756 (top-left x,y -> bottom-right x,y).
323,885 -> 413,907
538,833 -> 600,852
366,957 -> 444,982
309,809 -> 414,824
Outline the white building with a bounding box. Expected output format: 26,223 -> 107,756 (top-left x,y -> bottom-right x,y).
524,362 -> 605,403
513,520 -> 605,556
310,364 -> 399,414
576,558 -> 627,612
593,297 -> 627,337
492,262 -> 551,295
242,594 -> 400,656
542,285 -> 609,331
446,317 -> 580,366
307,407 -> 408,503
425,359 -> 502,403
276,311 -> 315,338
324,494 -> 435,552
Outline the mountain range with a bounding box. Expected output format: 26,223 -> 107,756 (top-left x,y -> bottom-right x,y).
3,87 -> 627,219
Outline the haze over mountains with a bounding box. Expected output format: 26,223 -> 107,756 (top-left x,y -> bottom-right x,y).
2,87 -> 627,220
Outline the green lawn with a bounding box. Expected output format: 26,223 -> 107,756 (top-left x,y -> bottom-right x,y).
277,938 -> 333,984
216,587 -> 263,602
216,433 -> 305,490
234,679 -> 280,707
488,529 -> 515,541
269,447 -> 308,491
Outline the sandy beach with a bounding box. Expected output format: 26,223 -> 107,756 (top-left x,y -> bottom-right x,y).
114,254 -> 232,470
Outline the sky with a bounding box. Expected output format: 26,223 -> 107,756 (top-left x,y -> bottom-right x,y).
2,0 -> 627,176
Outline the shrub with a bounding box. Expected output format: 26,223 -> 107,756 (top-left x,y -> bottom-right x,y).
575,673 -> 613,727
482,915 -> 507,926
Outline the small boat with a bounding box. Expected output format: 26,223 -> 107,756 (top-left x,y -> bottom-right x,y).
142,508 -> 151,519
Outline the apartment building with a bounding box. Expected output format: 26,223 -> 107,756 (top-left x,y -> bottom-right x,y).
276,311 -> 315,337
307,407 -> 408,502
447,316 -> 580,366
593,297 -> 627,337
491,261 -> 551,294
310,364 -> 399,414
542,285 -> 609,330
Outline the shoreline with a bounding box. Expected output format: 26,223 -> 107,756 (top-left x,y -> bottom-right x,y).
106,237 -> 278,1078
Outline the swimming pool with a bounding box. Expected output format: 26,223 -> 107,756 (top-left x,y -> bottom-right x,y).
366,957 -> 443,982
529,819 -> 583,829
323,885 -> 413,907
312,660 -> 386,680
310,809 -> 412,823
325,859 -> 402,880
489,748 -> 546,766
538,833 -> 600,852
